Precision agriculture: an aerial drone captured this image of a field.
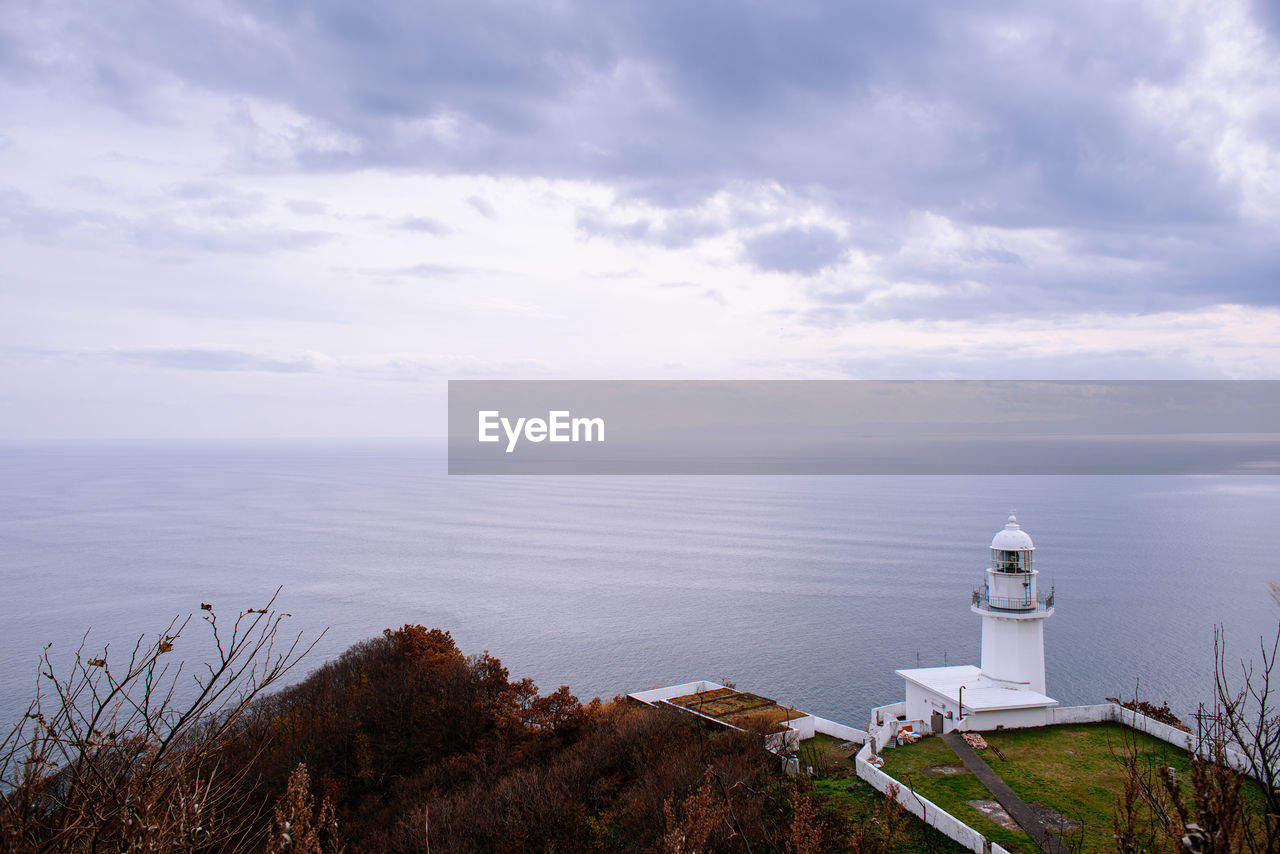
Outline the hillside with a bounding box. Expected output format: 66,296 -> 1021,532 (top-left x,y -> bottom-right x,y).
1,613 -> 933,853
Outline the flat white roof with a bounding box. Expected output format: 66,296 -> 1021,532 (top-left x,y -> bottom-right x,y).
896,665 -> 1059,712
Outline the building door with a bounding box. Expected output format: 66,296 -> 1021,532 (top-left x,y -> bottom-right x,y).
931,711 -> 944,734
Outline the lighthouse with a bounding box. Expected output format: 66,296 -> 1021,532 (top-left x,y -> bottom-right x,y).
893,514 -> 1059,734
973,514 -> 1054,694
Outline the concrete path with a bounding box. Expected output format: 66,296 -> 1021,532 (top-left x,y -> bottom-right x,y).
941,731 -> 1070,854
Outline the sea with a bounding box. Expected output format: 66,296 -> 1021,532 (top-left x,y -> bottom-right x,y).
2,439 -> 1278,734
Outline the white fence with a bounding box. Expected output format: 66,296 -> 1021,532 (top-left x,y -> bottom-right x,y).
786,714 -> 868,743
867,701 -> 927,752
1046,703 -> 1115,725
855,742 -> 1012,854
627,681 -> 726,705
1083,704 -> 1253,777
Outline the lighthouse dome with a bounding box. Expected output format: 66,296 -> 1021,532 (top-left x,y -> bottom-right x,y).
990,514 -> 1034,551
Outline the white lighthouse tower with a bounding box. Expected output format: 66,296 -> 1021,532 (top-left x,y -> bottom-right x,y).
973,514 -> 1054,694
894,514 -> 1059,734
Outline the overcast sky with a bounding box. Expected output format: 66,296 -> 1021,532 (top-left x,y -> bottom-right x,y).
2,0 -> 1278,438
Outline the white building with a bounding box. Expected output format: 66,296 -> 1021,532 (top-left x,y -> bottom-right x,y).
894,514 -> 1058,734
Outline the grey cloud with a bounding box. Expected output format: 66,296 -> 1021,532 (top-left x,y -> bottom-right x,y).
396,262 -> 465,278
112,348 -> 322,373
6,0 -> 1278,313
1,188 -> 330,255
576,207 -> 727,249
811,288 -> 871,306
792,305 -> 849,328
1251,0 -> 1280,42
811,219 -> 1280,323
962,247 -> 1022,265
831,348 -> 1227,381
169,183 -> 266,218
743,225 -> 847,275
170,182 -> 225,200
467,196 -> 496,218
576,212 -> 651,242
286,199 -> 326,215
399,216 -> 451,234
0,188 -> 90,236
125,220 -> 331,255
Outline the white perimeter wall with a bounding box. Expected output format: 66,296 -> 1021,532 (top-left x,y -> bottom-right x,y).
767,715 -> 868,756
868,701 -> 921,751
627,681 -> 725,704
1072,704 -> 1252,776
784,714 -> 869,743
856,741 -> 1013,854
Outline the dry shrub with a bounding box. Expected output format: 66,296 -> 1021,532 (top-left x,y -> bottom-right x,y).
266,763 -> 341,854
0,591 -> 317,853
844,782 -> 910,854
1113,714 -> 1262,853
663,768 -> 732,853
375,705 -> 787,854
784,789 -> 823,854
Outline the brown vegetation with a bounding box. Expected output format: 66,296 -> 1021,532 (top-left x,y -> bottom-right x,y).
1105,698 -> 1190,733
2,605 -> 913,852
0,590 -> 316,853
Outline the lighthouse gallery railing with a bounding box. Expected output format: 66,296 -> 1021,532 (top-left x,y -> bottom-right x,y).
971,588 -> 1054,612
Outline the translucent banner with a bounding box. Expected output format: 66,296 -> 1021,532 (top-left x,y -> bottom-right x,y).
448,381 -> 1280,474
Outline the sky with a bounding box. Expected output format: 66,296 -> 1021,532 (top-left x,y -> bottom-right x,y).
2,0 -> 1279,438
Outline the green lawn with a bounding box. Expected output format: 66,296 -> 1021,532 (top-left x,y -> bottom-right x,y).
880,722 -> 1266,854
798,733 -> 860,776
877,735 -> 1036,852
981,724 -> 1185,852
812,775 -> 970,853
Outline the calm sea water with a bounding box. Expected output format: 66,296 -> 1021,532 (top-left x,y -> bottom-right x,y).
2,440 -> 1278,732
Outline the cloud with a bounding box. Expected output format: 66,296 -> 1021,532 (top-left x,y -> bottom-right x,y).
4,0 -> 1264,317
743,225 -> 847,275
124,220 -> 332,256
1250,0 -> 1280,41
286,199 -> 327,215
576,206 -> 728,249
1,0 -> 1278,399
111,348 -> 325,373
398,215 -> 451,234
0,188 -> 332,256
168,182 -> 266,218
394,262 -> 466,278
467,196 -> 496,218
